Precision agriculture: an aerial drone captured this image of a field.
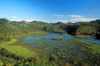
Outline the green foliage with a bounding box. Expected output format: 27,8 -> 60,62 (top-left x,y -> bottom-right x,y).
66,20 -> 100,39
0,47 -> 59,66
76,26 -> 96,35
49,22 -> 67,31
89,44 -> 100,54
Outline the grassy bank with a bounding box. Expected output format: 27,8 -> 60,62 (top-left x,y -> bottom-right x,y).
18,31 -> 49,37
0,31 -> 49,58
73,35 -> 96,39
75,39 -> 100,54
0,38 -> 37,58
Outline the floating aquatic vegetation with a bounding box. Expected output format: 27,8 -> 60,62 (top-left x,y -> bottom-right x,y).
53,47 -> 58,49
42,42 -> 46,44
68,52 -> 70,54
89,57 -> 92,59
39,50 -> 41,51
50,38 -> 63,40
66,57 -> 68,59
36,45 -> 40,47
79,58 -> 82,61
53,42 -> 57,43
60,40 -> 65,42
46,44 -> 49,47
56,44 -> 61,46
60,49 -> 63,52
43,43 -> 45,45
46,47 -> 49,49
61,55 -> 66,58
74,61 -> 77,64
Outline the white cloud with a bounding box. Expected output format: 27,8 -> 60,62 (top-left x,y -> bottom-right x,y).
11,18 -> 36,22
11,16 -> 18,18
68,15 -> 82,17
7,16 -> 18,18
53,18 -> 97,23
71,18 -> 97,22
54,14 -> 63,17
0,15 -> 18,18
10,18 -> 49,22
25,18 -> 36,22
0,15 -> 4,17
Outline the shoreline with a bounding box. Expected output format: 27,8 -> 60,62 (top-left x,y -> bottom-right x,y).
72,35 -> 96,39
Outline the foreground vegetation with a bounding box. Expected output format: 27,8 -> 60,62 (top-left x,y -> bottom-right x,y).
0,47 -> 59,66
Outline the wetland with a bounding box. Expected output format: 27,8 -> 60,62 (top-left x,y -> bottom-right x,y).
4,31 -> 100,66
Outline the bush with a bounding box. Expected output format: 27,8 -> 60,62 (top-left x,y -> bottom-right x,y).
0,48 -> 10,56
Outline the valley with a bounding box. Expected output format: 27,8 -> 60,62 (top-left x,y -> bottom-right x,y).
0,18 -> 100,66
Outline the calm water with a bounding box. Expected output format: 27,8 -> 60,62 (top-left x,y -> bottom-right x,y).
48,32 -> 100,44
18,32 -> 100,65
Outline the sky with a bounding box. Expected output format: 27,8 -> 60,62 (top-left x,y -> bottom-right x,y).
0,0 -> 100,23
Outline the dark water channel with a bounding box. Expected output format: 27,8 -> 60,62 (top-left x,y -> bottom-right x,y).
18,32 -> 100,66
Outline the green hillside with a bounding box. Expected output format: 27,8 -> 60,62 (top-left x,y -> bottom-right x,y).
0,18 -> 100,42
66,20 -> 100,39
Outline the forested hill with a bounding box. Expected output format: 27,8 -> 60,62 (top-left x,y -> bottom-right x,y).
66,20 -> 100,39
0,18 -> 52,35
0,18 -> 100,41
0,18 -> 66,41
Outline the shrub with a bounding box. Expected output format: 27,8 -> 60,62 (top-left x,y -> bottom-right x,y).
0,60 -> 4,66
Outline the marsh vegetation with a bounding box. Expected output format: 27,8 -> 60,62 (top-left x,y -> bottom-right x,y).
0,18 -> 100,66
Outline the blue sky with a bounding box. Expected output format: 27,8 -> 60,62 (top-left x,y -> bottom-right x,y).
0,0 -> 100,23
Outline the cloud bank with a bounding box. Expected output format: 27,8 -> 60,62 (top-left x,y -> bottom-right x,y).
56,20 -> 68,23
10,18 -> 48,22
11,18 -> 36,22
0,15 -> 4,17
68,15 -> 82,17
0,15 -> 18,18
71,18 -> 97,22
7,16 -> 18,18
53,18 -> 98,23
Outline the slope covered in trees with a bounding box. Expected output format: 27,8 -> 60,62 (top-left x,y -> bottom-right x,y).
0,18 -> 53,41
66,20 -> 100,39
0,18 -> 100,40
0,18 -> 67,41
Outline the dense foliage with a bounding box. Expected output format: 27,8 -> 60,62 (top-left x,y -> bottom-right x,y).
66,20 -> 100,39
76,26 -> 96,35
